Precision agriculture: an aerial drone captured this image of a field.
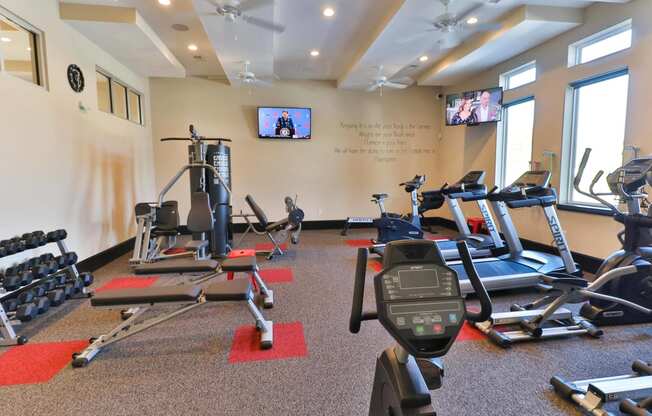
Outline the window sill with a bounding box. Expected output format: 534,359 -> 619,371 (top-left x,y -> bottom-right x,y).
558,203 -> 613,217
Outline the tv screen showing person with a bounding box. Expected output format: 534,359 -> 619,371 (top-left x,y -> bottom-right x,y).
258,107 -> 312,139
445,87 -> 503,126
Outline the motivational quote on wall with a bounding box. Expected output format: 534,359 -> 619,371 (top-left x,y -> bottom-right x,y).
335,122 -> 436,163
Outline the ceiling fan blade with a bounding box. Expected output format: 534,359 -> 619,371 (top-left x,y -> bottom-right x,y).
395,30 -> 436,45
389,76 -> 414,86
237,0 -> 271,13
241,15 -> 285,33
384,82 -> 410,89
367,84 -> 379,92
440,34 -> 462,49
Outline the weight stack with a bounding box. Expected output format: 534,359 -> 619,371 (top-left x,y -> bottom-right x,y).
206,142 -> 232,257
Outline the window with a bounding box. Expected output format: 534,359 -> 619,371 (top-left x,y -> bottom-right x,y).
128,90 -> 142,124
496,98 -> 535,188
569,20 -> 632,67
96,72 -> 111,113
500,62 -> 536,90
561,70 -> 630,207
96,68 -> 144,125
0,7 -> 45,87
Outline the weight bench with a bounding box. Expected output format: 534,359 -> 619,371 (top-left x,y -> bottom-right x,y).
234,195 -> 304,259
72,278 -> 272,368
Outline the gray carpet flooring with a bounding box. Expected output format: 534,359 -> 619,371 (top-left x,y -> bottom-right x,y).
3,228 -> 652,416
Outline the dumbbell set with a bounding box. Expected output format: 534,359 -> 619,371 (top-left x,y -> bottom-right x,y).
1,273 -> 93,324
0,228 -> 93,347
0,230 -> 67,259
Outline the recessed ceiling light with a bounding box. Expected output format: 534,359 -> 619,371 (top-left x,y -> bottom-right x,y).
0,37 -> 11,43
323,7 -> 335,17
188,44 -> 198,51
310,49 -> 320,57
419,55 -> 429,62
466,17 -> 478,25
158,0 -> 171,6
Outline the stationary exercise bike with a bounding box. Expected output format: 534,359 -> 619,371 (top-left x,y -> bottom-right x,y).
372,175 -> 427,245
350,239 -> 492,415
574,148 -> 652,325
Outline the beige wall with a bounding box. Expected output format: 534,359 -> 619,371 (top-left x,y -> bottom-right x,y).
150,78 -> 441,222
438,0 -> 652,259
0,0 -> 156,265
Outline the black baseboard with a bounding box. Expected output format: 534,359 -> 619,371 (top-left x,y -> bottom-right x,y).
77,237 -> 135,273
433,217 -> 603,274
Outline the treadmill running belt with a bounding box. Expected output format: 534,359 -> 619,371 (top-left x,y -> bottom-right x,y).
451,260 -> 534,279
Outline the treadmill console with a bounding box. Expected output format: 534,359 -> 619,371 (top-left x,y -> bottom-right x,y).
445,171 -> 488,200
375,241 -> 465,357
607,157 -> 652,196
493,171 -> 556,207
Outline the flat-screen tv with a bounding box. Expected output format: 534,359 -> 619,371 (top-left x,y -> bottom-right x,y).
258,107 -> 312,139
445,87 -> 503,126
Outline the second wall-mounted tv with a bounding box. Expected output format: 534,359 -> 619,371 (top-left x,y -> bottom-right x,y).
445,87 -> 503,126
258,107 -> 312,139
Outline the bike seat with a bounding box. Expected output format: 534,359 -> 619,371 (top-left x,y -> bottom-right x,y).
372,193 -> 388,200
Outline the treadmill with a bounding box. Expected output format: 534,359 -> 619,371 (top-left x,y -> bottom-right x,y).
449,170 -> 581,295
434,171 -> 506,260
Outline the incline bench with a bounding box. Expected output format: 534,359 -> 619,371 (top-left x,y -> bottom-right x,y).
72,278 -> 272,368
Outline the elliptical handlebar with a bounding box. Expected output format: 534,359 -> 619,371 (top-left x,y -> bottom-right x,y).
456,241 -> 493,323
573,148 -> 621,214
349,247 -> 377,334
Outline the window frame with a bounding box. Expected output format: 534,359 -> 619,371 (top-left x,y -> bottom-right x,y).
96,67 -> 145,126
568,19 -> 632,67
495,95 -> 536,189
559,68 -> 630,213
499,61 -> 537,91
0,5 -> 47,89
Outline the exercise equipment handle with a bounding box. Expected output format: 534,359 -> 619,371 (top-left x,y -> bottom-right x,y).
573,148 -> 592,189
456,241 -> 492,322
350,248 -> 377,333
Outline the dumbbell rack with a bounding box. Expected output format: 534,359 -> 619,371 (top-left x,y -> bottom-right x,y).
0,230 -> 92,346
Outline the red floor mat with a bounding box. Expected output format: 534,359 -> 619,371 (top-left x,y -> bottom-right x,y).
345,239 -> 373,248
254,242 -> 289,252
456,322 -> 487,342
259,268 -> 294,284
228,322 -> 308,363
95,276 -> 159,293
0,340 -> 88,386
369,259 -> 383,272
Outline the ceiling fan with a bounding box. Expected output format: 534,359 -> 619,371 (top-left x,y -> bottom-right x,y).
367,66 -> 413,96
235,61 -> 274,88
398,0 -> 502,49
204,0 -> 285,34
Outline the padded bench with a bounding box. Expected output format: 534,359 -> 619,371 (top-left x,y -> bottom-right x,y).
73,278 -> 272,368
133,258 -> 219,275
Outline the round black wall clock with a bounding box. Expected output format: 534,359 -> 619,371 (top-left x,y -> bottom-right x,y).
67,64 -> 85,93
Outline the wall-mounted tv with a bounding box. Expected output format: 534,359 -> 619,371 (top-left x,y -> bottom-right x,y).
445,87 -> 503,126
258,107 -> 312,139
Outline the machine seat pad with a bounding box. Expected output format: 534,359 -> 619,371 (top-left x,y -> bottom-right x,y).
134,259 -> 219,274
541,275 -> 588,288
265,218 -> 289,232
372,193 -> 388,200
91,285 -> 202,307
205,279 -> 252,302
152,229 -> 179,237
185,240 -> 209,251
221,256 -> 257,272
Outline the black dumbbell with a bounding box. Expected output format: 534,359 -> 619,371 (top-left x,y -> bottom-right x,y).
55,252 -> 78,268
32,284 -> 47,297
15,303 -> 37,321
0,246 -> 7,258
1,273 -> 22,291
51,274 -> 67,286
47,289 -> 65,307
2,298 -> 19,312
79,272 -> 94,287
17,290 -> 35,305
42,279 -> 56,291
69,279 -> 84,295
35,297 -> 50,314
46,230 -> 67,243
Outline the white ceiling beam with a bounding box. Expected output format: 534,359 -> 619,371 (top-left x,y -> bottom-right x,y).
336,0 -> 406,89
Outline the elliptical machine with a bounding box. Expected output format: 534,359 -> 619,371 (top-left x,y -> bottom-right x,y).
574,148 -> 652,325
372,175 -> 427,246
350,239 -> 492,415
